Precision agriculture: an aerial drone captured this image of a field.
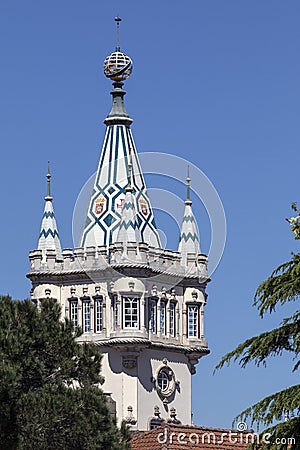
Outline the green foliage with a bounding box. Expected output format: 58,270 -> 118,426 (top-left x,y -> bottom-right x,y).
215,205 -> 300,448
0,296 -> 129,450
286,203 -> 300,241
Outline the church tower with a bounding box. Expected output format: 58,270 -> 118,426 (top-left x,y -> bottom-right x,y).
28,20 -> 210,430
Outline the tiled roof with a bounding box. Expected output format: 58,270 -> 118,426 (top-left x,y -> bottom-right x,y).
131,423 -> 255,450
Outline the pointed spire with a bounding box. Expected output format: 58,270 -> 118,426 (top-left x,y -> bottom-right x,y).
80,23 -> 161,250
116,148 -> 141,244
37,163 -> 62,260
178,168 -> 200,265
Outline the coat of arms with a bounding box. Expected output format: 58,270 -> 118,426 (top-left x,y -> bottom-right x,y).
95,197 -> 106,215
139,199 -> 148,216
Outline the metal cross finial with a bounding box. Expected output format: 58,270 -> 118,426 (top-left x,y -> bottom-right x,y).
115,16 -> 122,51
47,161 -> 51,197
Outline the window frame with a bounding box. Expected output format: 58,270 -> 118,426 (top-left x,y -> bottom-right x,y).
169,301 -> 176,337
149,297 -> 157,333
94,295 -> 103,333
187,303 -> 200,339
69,299 -> 78,330
160,300 -> 167,335
122,296 -> 140,329
82,299 -> 91,333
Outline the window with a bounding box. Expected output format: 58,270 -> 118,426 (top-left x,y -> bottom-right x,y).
160,301 -> 166,335
188,305 -> 199,338
70,300 -> 78,330
95,297 -> 103,333
155,366 -> 176,397
82,301 -> 91,333
112,295 -> 118,331
169,302 -> 176,337
123,296 -> 139,329
149,300 -> 157,333
157,370 -> 169,391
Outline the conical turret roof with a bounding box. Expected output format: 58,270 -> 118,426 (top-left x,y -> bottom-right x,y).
37,164 -> 62,260
178,170 -> 200,265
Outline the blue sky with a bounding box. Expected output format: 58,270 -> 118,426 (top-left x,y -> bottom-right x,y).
0,1 -> 299,429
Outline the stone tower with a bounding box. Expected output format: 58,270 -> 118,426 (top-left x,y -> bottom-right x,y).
27,28 -> 210,430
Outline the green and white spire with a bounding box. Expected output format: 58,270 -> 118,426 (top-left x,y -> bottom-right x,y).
80,33 -> 161,250
116,150 -> 141,243
37,163 -> 62,260
178,168 -> 200,265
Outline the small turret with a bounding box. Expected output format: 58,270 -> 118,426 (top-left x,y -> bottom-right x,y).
116,149 -> 141,244
178,167 -> 200,266
37,162 -> 62,261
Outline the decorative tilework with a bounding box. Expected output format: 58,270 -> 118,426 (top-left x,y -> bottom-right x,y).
178,204 -> 200,265
37,197 -> 62,260
80,124 -> 161,249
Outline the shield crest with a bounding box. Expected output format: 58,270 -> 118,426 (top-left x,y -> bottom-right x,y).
139,199 -> 148,216
95,197 -> 105,215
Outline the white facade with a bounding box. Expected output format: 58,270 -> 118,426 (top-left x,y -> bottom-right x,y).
29,243 -> 209,428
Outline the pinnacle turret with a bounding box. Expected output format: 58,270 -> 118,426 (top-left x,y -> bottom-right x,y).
37,163 -> 62,261
178,168 -> 200,265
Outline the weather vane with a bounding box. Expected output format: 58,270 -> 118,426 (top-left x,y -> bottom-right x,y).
115,16 -> 121,51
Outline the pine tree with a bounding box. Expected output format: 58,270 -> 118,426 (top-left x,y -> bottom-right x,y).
215,204 -> 300,449
0,296 -> 130,450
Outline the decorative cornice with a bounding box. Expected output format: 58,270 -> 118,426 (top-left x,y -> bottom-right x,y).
95,337 -> 210,356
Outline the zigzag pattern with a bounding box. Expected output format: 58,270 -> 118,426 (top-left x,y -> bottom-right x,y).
180,232 -> 199,242
80,124 -> 160,248
42,211 -> 55,219
39,228 -> 60,239
178,203 -> 200,265
38,198 -> 62,258
182,215 -> 196,223
118,220 -> 139,230
122,202 -> 135,210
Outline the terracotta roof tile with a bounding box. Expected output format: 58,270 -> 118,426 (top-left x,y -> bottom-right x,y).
131,423 -> 257,449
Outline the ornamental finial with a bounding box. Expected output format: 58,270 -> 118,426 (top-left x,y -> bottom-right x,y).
46,161 -> 52,199
185,165 -> 192,205
103,18 -> 133,82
